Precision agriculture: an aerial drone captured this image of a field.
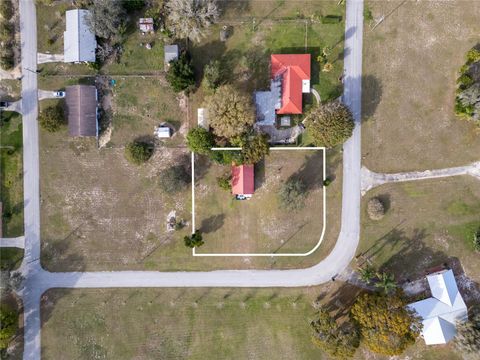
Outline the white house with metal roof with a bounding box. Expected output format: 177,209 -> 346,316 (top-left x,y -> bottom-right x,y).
407,269 -> 468,345
64,9 -> 96,63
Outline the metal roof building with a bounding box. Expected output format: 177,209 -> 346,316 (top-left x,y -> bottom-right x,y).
407,269 -> 468,345
164,45 -> 179,67
231,164 -> 254,198
64,9 -> 96,63
66,85 -> 98,137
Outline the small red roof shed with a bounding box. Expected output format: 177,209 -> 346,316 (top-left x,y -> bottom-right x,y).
271,54 -> 311,115
231,164 -> 254,196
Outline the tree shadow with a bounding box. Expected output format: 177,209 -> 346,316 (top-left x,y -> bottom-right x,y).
287,151 -> 324,192
188,40 -> 227,86
361,74 -> 382,121
376,193 -> 391,213
254,158 -> 266,191
193,154 -> 211,182
217,0 -> 250,16
199,214 -> 225,234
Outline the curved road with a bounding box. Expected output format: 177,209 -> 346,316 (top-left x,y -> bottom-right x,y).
17,1 -> 363,359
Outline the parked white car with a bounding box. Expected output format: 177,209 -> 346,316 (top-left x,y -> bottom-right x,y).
53,91 -> 65,98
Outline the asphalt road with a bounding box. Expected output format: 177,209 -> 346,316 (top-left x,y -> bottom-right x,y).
18,0 -> 364,358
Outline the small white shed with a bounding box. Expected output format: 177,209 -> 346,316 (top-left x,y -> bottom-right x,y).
164,45 -> 179,68
154,126 -> 171,138
197,108 -> 209,130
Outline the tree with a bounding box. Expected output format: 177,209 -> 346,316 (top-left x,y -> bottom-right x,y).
206,85 -> 255,139
304,102 -> 355,147
122,0 -> 145,12
350,290 -> 421,356
0,304 -> 18,350
367,197 -> 385,220
358,264 -> 376,285
125,140 -> 154,165
166,52 -> 196,93
311,308 -> 360,359
186,127 -> 215,155
239,133 -> 270,165
86,0 -> 126,40
454,311 -> 480,353
203,59 -> 223,90
38,105 -> 65,132
166,0 -> 219,43
279,178 -> 306,211
184,230 -> 204,248
159,165 -> 191,193
216,173 -> 231,191
474,228 -> 480,252
374,272 -> 396,294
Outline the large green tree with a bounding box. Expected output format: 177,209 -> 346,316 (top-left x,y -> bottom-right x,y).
311,308 -> 360,359
86,0 -> 126,40
304,102 -> 354,147
184,230 -> 204,248
166,52 -> 196,93
350,290 -> 421,356
233,132 -> 270,165
205,85 -> 255,139
166,0 -> 219,43
186,127 -> 215,155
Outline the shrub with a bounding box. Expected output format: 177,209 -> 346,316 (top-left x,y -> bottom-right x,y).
124,140 -> 154,165
184,230 -> 204,248
158,164 -> 190,193
217,173 -> 231,191
363,6 -> 373,21
203,59 -> 223,90
321,15 -> 342,24
279,178 -> 306,210
0,304 -> 18,350
458,74 -> 473,89
466,48 -> 480,64
38,105 -> 65,132
209,149 -> 243,165
235,132 -> 270,165
166,52 -> 195,93
323,178 -> 332,186
367,197 -> 385,220
473,228 -> 480,252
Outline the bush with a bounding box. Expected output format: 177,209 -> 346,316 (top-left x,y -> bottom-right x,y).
166,52 -> 195,93
473,229 -> 480,252
38,105 -> 65,132
323,178 -> 332,187
279,178 -> 306,210
458,74 -> 474,89
454,97 -> 475,117
0,304 -> 18,350
367,197 -> 385,220
159,164 -> 190,193
466,48 -> 480,64
209,149 -> 243,165
217,173 -> 231,191
186,127 -> 215,155
0,1 -> 13,19
184,230 -> 204,248
124,140 -> 154,165
122,0 -> 144,12
203,59 -> 223,91
321,15 -> 342,24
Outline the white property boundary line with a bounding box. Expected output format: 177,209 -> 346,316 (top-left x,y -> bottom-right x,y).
191,147 -> 327,257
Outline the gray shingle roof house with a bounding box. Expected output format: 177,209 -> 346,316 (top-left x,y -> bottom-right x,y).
66,85 -> 98,137
64,9 -> 96,63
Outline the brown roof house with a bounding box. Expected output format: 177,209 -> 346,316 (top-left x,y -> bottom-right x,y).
66,85 -> 98,137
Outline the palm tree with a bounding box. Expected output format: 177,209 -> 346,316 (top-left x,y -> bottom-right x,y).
358,264 -> 376,285
375,272 -> 397,294
184,230 -> 204,248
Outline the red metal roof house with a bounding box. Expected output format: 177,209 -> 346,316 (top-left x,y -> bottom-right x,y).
271,54 -> 311,115
231,164 -> 254,198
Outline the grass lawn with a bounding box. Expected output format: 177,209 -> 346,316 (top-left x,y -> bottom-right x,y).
362,0 -> 480,172
357,176 -> 480,283
195,150 -> 324,255
0,293 -> 23,360
0,112 -> 24,238
40,285 -> 338,360
36,2 -> 71,54
110,77 -> 186,147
